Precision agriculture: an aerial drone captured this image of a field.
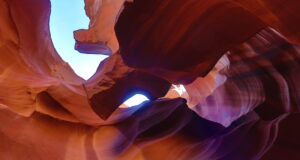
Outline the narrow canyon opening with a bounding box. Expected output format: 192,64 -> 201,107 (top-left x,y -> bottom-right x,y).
49,0 -> 149,107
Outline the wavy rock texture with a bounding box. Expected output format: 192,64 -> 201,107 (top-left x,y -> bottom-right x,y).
1,0 -> 300,159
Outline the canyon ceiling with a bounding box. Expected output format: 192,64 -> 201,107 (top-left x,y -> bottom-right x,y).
1,0 -> 300,159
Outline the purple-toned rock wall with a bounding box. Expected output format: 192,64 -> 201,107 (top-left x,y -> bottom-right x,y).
1,0 -> 300,159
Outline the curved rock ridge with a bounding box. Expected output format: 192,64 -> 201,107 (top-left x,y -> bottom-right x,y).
1,0 -> 300,159
0,0 -> 150,125
77,0 -> 300,76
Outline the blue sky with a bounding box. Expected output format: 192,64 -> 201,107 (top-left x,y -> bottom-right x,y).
49,0 -> 149,106
50,0 -> 108,80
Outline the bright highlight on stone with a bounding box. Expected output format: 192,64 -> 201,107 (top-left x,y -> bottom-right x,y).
123,94 -> 149,107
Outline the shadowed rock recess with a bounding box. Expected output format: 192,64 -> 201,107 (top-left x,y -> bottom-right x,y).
1,0 -> 300,159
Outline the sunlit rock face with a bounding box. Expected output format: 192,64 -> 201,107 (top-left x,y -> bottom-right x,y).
74,0 -> 130,55
1,0 -> 300,159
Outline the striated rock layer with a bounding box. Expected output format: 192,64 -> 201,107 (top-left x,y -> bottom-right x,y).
1,0 -> 300,159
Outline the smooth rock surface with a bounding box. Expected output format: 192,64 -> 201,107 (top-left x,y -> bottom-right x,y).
1,0 -> 300,159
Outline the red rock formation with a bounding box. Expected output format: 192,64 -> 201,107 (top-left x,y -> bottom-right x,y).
1,0 -> 300,159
